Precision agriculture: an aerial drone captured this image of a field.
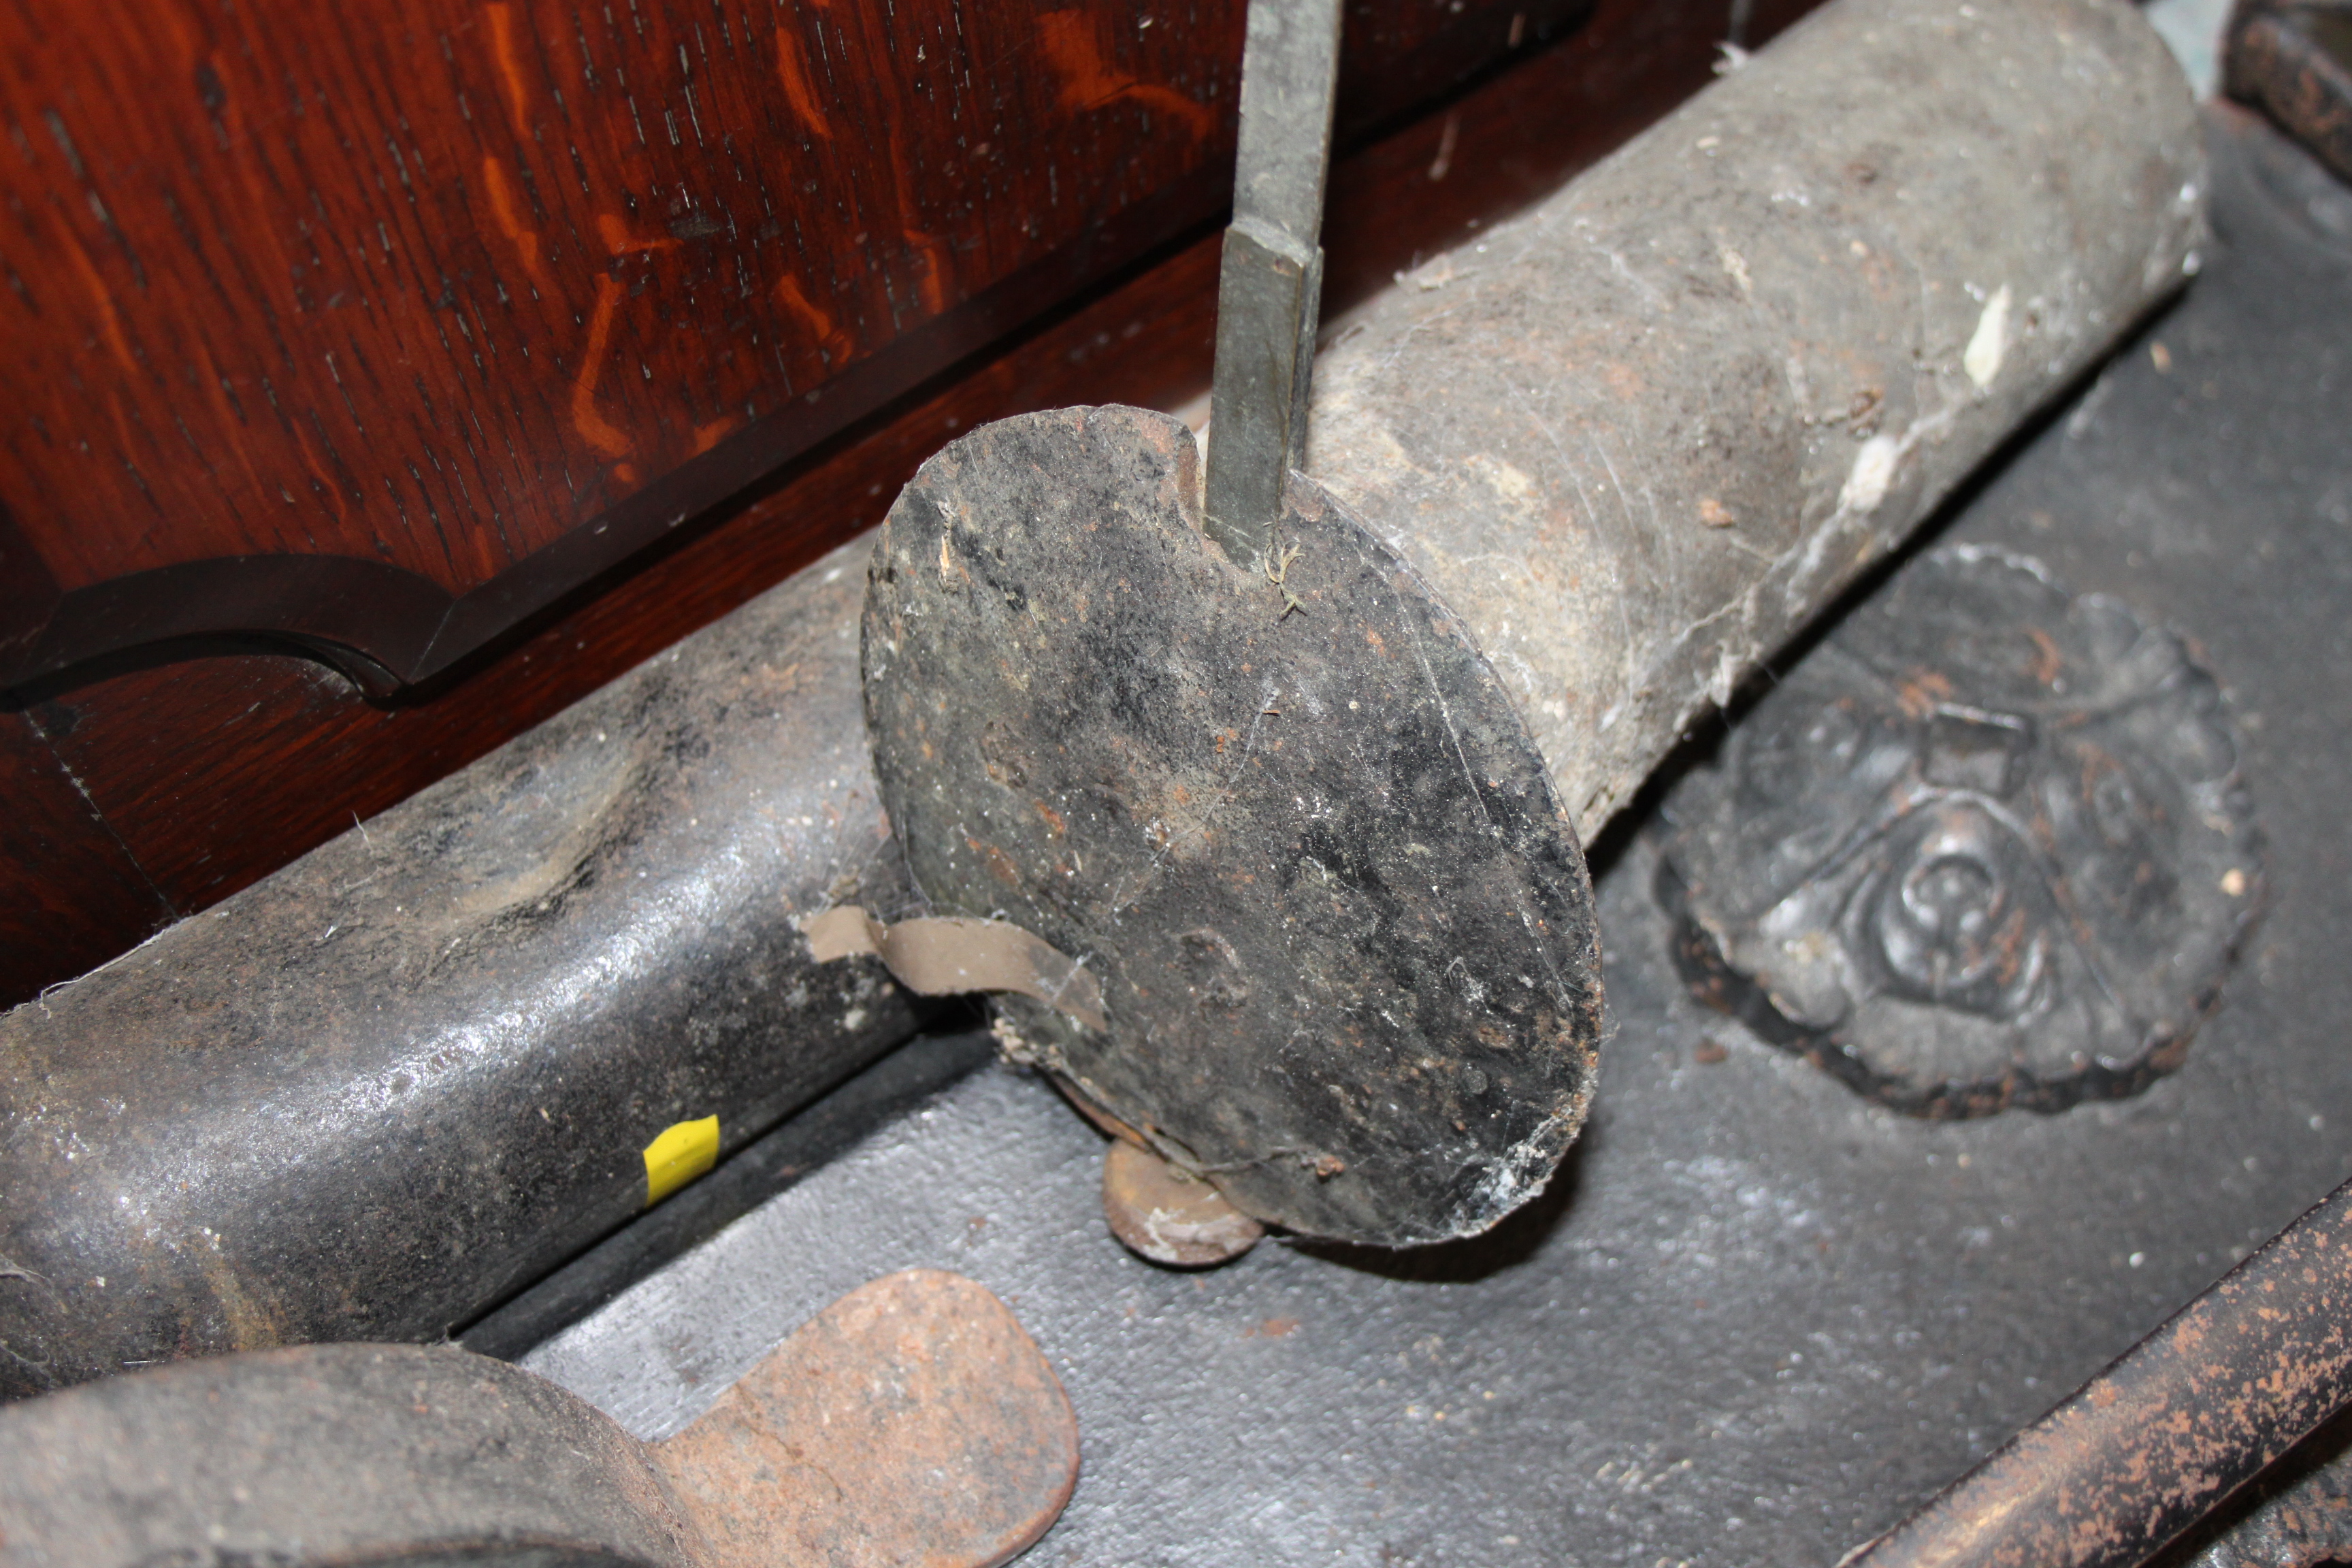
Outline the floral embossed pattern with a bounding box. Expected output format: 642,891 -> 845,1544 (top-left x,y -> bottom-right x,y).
1656,546 -> 2266,1117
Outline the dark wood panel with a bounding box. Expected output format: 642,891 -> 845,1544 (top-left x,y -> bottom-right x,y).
0,0 -> 1582,695
31,225 -> 1227,921
2,0 -> 1237,589
6,0 -> 1823,1007
0,713 -> 173,1005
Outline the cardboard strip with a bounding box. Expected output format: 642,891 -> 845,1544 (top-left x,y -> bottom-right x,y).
802,906 -> 1107,1032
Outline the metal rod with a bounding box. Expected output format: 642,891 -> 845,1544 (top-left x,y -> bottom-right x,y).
1843,1175 -> 2352,1568
1202,0 -> 1343,569
0,537 -> 929,1401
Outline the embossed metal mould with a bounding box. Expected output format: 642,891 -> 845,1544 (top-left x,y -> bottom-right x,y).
1657,546 -> 2264,1117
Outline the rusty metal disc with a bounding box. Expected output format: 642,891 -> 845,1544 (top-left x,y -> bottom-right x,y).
1657,545 -> 2265,1118
860,405 -> 1601,1245
656,1269 -> 1079,1568
1100,1137 -> 1264,1268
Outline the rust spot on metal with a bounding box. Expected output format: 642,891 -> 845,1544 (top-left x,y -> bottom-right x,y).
657,1270 -> 1079,1568
1101,1138 -> 1263,1268
1895,669 -> 1954,717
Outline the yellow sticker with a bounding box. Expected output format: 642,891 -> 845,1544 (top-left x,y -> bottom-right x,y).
642,1115 -> 720,1206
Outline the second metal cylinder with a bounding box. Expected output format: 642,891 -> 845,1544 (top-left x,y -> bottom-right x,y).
1307,0 -> 2204,839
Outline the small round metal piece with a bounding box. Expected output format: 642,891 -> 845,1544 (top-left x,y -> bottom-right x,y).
1658,546 -> 2264,1117
1102,1138 -> 1264,1268
861,405 -> 1601,1245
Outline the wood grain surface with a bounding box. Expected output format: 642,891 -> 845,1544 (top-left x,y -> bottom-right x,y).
0,719 -> 172,1007
0,0 -> 1582,693
0,0 -> 1819,1007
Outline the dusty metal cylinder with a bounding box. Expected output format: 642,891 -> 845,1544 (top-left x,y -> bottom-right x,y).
1306,0 -> 2204,839
0,541 -> 922,1401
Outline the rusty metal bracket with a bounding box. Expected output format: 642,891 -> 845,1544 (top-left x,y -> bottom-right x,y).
0,1270 -> 1077,1568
